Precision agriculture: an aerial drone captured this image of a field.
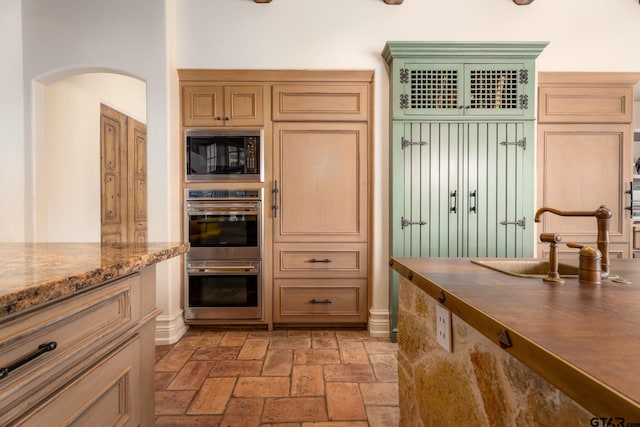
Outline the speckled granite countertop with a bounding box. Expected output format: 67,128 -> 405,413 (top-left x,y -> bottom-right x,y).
0,242 -> 188,318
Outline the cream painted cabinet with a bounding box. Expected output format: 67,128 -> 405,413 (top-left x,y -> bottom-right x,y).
271,78 -> 371,326
182,83 -> 263,127
0,269 -> 158,425
537,73 -> 640,259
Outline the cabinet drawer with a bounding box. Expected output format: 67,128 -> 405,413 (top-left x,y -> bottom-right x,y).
272,84 -> 369,121
14,336 -> 141,426
274,279 -> 367,324
274,243 -> 367,278
634,228 -> 640,250
0,274 -> 140,422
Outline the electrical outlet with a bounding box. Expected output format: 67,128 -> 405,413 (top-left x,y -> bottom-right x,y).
436,303 -> 452,352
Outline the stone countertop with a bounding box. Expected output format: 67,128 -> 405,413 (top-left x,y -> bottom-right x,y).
390,257 -> 640,419
0,242 -> 188,318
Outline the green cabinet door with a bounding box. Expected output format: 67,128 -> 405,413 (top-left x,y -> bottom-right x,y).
391,121 -> 534,259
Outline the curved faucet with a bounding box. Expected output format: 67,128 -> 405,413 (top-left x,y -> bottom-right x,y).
534,205 -> 612,278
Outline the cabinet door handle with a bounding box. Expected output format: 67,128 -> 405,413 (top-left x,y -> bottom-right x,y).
309,258 -> 332,263
309,299 -> 332,304
450,190 -> 457,213
470,190 -> 477,213
273,180 -> 279,218
0,342 -> 57,380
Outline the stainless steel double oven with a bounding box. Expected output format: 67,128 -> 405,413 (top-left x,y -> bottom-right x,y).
184,188 -> 263,321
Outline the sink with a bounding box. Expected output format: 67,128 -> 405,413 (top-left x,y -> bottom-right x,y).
470,258 -> 579,278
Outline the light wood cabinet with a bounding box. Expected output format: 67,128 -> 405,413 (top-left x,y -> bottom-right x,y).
0,268 -> 158,425
273,122 -> 368,243
182,83 -> 263,127
537,72 -> 640,259
271,80 -> 371,326
178,70 -> 372,328
272,84 -> 369,121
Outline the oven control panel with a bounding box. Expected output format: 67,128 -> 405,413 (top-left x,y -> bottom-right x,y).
186,189 -> 261,201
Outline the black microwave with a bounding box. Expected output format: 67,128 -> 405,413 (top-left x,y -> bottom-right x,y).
186,129 -> 262,181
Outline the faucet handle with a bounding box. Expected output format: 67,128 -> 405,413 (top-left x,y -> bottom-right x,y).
540,233 -> 561,243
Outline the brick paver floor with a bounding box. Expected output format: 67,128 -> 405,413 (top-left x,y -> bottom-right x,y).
155,328 -> 399,426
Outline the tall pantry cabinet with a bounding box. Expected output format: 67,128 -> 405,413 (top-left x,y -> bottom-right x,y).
271,81 -> 371,325
382,42 -> 547,341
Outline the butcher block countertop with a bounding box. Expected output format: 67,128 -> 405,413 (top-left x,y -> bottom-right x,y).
0,242 -> 188,318
390,257 -> 640,419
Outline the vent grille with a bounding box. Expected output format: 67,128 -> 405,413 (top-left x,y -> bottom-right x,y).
468,69 -> 519,109
410,69 -> 459,109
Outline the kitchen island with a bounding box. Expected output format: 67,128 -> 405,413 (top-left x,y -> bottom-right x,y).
0,242 -> 188,425
390,256 -> 640,425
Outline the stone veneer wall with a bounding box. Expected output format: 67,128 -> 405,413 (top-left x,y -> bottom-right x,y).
397,276 -> 594,426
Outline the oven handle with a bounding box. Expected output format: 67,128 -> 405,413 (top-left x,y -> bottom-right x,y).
188,266 -> 259,274
187,207 -> 260,216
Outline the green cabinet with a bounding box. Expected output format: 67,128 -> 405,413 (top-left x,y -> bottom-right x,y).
392,62 -> 532,119
392,121 -> 534,259
383,41 -> 547,341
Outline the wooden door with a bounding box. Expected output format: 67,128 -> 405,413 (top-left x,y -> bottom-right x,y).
127,117 -> 147,242
100,104 -> 147,243
273,122 -> 368,243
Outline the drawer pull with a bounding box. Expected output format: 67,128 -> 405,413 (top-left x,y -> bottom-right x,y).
0,341 -> 57,380
309,299 -> 332,304
309,258 -> 332,263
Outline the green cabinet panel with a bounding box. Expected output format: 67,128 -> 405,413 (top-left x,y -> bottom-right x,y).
391,121 -> 534,259
383,41 -> 547,341
383,41 -> 547,121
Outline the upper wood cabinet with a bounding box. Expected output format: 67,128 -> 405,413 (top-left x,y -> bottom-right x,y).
182,83 -> 263,127
538,72 -> 636,124
272,84 -> 369,121
382,42 -> 548,121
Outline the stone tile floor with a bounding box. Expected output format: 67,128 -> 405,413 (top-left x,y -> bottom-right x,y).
155,328 -> 399,426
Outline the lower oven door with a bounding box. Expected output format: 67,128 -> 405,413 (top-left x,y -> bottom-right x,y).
185,260 -> 262,321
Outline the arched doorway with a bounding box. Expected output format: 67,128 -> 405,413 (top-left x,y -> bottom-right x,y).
35,72 -> 146,242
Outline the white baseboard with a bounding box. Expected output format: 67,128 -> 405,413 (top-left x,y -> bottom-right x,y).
368,308 -> 390,338
155,310 -> 188,345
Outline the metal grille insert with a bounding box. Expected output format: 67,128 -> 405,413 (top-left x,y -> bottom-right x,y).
468,69 -> 518,109
409,69 -> 459,109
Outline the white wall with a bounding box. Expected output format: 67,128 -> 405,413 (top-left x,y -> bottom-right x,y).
176,0 -> 640,335
0,0 -> 25,242
40,73 -> 146,242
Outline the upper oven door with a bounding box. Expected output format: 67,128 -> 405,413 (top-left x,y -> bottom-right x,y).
186,201 -> 261,259
186,129 -> 262,182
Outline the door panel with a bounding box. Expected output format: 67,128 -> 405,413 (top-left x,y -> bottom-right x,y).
100,104 -> 147,243
100,106 -> 127,243
273,122 -> 368,242
392,121 -> 533,259
537,124 -> 630,257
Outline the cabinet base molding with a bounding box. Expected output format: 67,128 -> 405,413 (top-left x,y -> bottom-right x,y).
367,308 -> 391,338
155,310 -> 188,345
